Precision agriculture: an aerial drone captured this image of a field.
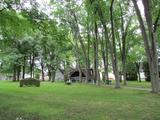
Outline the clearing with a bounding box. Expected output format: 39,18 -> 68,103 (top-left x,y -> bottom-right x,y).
0,81 -> 159,120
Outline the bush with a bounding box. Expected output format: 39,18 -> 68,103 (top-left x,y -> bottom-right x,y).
126,62 -> 138,81
35,73 -> 40,80
142,62 -> 150,81
19,78 -> 40,87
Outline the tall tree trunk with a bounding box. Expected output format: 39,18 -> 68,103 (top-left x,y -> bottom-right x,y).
90,0 -> 109,84
87,15 -> 91,82
69,9 -> 89,83
22,55 -> 26,79
94,21 -> 100,86
100,35 -> 106,83
101,30 -> 109,84
29,53 -> 35,78
41,62 -> 44,81
48,65 -> 52,81
30,53 -> 33,78
75,59 -> 82,82
17,64 -> 21,81
63,61 -> 68,82
12,64 -> 17,81
132,0 -> 159,93
93,41 -> 97,84
97,8 -> 113,85
79,68 -> 82,83
119,0 -> 132,86
32,54 -> 35,78
120,4 -> 127,85
153,8 -> 160,33
51,69 -> 56,82
135,62 -> 141,82
110,0 -> 120,88
143,0 -> 159,92
105,35 -> 109,84
72,37 -> 82,82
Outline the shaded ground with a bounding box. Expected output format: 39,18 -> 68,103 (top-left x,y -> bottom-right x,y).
107,81 -> 151,91
123,86 -> 151,91
0,81 -> 160,120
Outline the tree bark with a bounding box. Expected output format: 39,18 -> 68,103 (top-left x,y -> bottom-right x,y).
41,62 -> 44,81
105,38 -> 109,84
69,9 -> 90,83
153,8 -> 160,32
94,21 -> 100,86
132,0 -> 160,93
94,1 -> 115,86
100,32 -> 109,84
32,54 -> 35,78
29,53 -> 35,78
119,4 -> 132,85
30,53 -> 33,78
71,36 -> 83,82
17,64 -> 21,81
97,3 -> 118,86
87,14 -> 91,82
143,0 -> 159,92
48,67 -> 51,81
22,55 -> 26,79
135,62 -> 141,82
51,69 -> 56,82
12,64 -> 17,81
110,0 -> 120,88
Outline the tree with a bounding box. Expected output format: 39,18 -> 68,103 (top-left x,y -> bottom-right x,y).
110,0 -> 120,88
132,0 -> 160,93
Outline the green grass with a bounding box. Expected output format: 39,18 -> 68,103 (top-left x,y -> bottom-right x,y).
124,81 -> 151,88
111,80 -> 151,88
0,81 -> 160,120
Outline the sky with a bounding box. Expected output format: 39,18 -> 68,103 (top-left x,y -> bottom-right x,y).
36,0 -> 144,16
137,0 -> 144,16
33,0 -> 52,16
37,0 -> 50,4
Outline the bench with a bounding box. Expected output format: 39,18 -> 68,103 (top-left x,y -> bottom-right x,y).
20,78 -> 40,87
65,80 -> 72,85
106,80 -> 112,85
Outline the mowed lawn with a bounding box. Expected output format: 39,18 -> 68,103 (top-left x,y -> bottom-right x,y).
0,81 -> 160,120
122,81 -> 151,88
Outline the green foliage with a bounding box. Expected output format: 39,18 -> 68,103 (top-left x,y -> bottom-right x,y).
142,61 -> 151,82
0,10 -> 32,38
20,78 -> 40,87
0,0 -> 73,78
126,62 -> 138,81
0,0 -> 159,83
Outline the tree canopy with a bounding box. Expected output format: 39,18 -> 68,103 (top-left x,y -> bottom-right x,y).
0,0 -> 160,92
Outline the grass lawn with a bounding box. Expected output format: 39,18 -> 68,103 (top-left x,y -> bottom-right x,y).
0,81 -> 160,120
124,81 -> 151,88
111,80 -> 151,88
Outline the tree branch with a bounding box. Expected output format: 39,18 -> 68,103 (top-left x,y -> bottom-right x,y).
153,8 -> 160,32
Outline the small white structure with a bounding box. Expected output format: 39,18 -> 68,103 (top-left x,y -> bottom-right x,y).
108,73 -> 115,80
140,72 -> 146,80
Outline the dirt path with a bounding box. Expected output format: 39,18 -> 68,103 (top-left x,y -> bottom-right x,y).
123,86 -> 151,91
104,84 -> 151,91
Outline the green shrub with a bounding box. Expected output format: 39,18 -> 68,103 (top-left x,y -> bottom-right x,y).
35,73 -> 40,79
19,78 -> 40,87
126,62 -> 138,81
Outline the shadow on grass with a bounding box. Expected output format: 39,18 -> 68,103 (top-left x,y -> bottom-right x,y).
0,107 -> 42,120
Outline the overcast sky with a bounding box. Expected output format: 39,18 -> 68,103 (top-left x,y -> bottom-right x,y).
36,0 -> 144,15
35,0 -> 144,21
37,0 -> 50,5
